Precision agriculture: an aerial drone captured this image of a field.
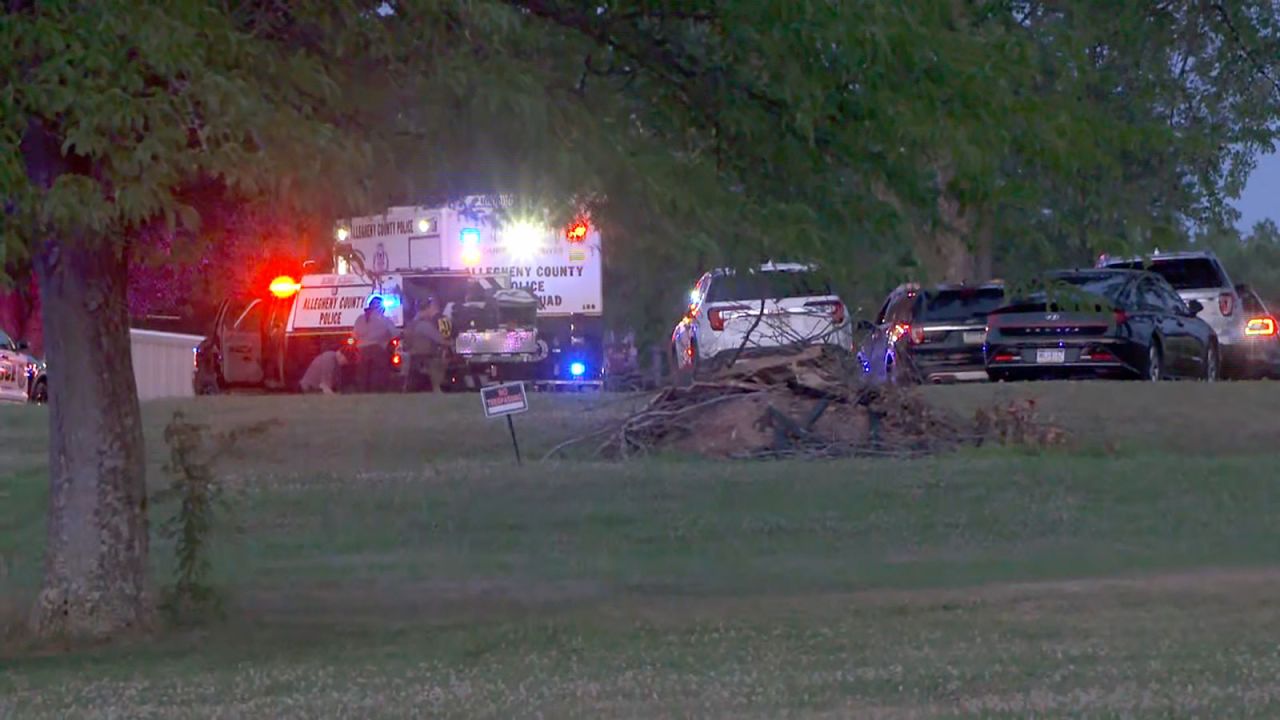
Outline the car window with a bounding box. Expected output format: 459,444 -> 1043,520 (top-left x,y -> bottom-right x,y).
706,270 -> 831,303
0,330 -> 12,351
694,274 -> 712,308
234,300 -> 264,331
1138,278 -> 1176,313
874,296 -> 892,325
915,288 -> 1005,322
1126,258 -> 1227,290
1154,281 -> 1189,315
1046,272 -> 1132,304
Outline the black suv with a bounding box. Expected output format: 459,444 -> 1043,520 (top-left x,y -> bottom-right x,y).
860,283 -> 1005,383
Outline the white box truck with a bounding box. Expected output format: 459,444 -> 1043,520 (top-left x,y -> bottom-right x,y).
334,198 -> 605,385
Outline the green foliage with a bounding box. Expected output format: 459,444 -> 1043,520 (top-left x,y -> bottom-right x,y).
2,0 -> 1277,335
156,411 -> 279,625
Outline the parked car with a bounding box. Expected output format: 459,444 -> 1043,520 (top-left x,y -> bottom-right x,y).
1235,284 -> 1280,379
861,282 -> 1005,383
671,262 -> 851,379
0,328 -> 46,404
985,269 -> 1219,381
1097,251 -> 1247,377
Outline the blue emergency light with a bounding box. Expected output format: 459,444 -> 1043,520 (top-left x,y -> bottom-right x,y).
569,361 -> 587,377
368,294 -> 399,310
460,227 -> 481,246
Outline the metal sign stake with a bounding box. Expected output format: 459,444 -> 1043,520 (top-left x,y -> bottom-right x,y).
506,415 -> 522,465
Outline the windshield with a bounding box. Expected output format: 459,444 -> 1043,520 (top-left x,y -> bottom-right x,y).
1107,258 -> 1225,290
915,288 -> 1005,322
707,271 -> 832,302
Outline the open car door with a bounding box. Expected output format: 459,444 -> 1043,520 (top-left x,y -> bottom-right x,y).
220,299 -> 265,385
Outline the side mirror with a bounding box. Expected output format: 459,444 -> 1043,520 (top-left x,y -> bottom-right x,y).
1186,299 -> 1204,315
16,340 -> 29,351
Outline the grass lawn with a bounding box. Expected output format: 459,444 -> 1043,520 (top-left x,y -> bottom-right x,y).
3,382 -> 1280,717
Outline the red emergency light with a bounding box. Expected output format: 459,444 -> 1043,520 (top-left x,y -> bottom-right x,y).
566,220 -> 589,243
269,275 -> 301,299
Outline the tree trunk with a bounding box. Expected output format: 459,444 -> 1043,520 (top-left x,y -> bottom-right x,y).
974,214 -> 994,283
31,233 -> 152,640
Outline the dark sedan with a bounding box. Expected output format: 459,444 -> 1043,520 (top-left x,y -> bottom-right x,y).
985,269 -> 1219,381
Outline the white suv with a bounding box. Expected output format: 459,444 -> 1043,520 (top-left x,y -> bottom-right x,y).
670,263 -> 852,377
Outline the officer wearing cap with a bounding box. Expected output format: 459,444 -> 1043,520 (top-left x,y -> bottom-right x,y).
352,296 -> 397,392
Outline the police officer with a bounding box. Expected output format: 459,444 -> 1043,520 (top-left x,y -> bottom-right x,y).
299,346 -> 354,394
404,297 -> 449,392
352,296 -> 396,392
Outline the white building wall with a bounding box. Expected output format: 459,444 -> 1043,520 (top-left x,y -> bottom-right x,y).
129,329 -> 202,401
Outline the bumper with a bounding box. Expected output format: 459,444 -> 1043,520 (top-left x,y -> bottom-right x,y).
911,351 -> 988,384
985,340 -> 1137,380
923,368 -> 988,383
1223,341 -> 1280,379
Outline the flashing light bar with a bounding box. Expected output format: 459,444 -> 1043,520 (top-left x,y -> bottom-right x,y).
269,275 -> 301,299
566,220 -> 589,243
569,361 -> 587,377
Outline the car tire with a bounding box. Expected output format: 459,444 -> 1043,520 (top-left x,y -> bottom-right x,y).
31,378 -> 48,405
671,344 -> 694,388
1145,341 -> 1163,382
1202,342 -> 1219,382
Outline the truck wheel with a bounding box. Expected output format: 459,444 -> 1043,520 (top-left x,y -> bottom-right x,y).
31,378 -> 48,405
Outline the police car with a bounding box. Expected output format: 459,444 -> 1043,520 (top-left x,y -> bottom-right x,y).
0,328 -> 46,404
671,262 -> 853,379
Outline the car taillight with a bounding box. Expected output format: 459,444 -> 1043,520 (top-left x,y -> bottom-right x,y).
1246,316 -> 1277,337
992,351 -> 1019,363
1082,346 -> 1118,362
889,323 -> 923,345
1220,292 -> 1234,317
708,305 -> 748,331
1113,309 -> 1127,326
804,300 -> 845,325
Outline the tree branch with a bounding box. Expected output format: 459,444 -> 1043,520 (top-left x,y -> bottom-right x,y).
1210,1 -> 1280,99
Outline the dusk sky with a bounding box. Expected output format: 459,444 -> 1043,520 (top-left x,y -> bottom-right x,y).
1237,150 -> 1278,230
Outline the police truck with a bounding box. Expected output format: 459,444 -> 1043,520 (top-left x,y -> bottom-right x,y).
333,197 -> 605,386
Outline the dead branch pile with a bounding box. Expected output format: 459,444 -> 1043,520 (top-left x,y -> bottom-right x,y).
545,346 -> 1071,461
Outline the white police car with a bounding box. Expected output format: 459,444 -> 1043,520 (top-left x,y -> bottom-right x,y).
671,262 -> 852,378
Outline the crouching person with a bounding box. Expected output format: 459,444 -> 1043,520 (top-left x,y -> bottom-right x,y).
300,346 -> 353,394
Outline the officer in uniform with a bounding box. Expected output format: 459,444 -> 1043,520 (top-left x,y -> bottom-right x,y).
404,297 -> 450,392
352,296 -> 397,392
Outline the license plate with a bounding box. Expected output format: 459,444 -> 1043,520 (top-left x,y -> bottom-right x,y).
1035,348 -> 1066,364
962,331 -> 985,344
